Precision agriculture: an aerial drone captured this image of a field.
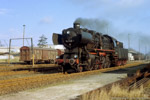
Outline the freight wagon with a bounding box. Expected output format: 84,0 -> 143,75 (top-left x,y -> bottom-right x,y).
20,46 -> 63,64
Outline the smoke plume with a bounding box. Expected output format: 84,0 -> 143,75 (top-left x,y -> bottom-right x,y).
74,18 -> 111,34
74,17 -> 150,53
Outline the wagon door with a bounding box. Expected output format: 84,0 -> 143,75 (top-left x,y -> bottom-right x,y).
34,48 -> 42,62
20,46 -> 30,62
42,50 -> 49,61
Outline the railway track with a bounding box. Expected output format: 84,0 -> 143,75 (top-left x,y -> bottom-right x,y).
73,64 -> 150,100
0,64 -> 60,72
0,62 -> 146,95
129,78 -> 150,90
0,70 -> 35,77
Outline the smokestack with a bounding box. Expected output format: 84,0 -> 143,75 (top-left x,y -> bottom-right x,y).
73,23 -> 80,29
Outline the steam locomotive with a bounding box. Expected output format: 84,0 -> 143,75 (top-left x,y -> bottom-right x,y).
53,23 -> 128,73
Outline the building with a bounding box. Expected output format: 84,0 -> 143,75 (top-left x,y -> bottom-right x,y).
0,47 -> 20,53
128,52 -> 134,61
0,46 -> 20,60
128,48 -> 145,60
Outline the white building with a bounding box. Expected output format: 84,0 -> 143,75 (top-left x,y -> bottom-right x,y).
0,54 -> 14,60
0,47 -> 20,53
0,47 -> 20,60
128,52 -> 134,61
45,44 -> 65,50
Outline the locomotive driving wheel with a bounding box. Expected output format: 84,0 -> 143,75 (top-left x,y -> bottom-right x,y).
105,56 -> 111,68
101,56 -> 106,69
93,58 -> 100,70
84,59 -> 93,71
101,56 -> 111,68
77,65 -> 83,72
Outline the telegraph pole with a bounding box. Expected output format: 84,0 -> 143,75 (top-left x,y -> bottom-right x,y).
23,25 -> 26,46
128,34 -> 130,61
107,25 -> 108,34
106,23 -> 108,34
145,45 -> 147,60
139,39 -> 140,60
128,34 -> 130,50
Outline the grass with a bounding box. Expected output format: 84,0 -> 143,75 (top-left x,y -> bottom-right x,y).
82,84 -> 149,100
0,62 -> 146,95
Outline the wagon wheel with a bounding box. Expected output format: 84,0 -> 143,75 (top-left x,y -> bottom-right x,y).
26,61 -> 31,64
30,60 -> 37,65
50,60 -> 54,64
58,66 -> 63,72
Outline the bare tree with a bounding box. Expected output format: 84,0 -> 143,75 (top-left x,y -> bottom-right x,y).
0,40 -> 3,47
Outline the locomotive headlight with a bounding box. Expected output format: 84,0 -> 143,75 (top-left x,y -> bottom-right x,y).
67,31 -> 70,34
74,55 -> 78,58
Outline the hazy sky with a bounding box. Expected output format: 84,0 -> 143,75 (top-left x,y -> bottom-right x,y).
0,0 -> 150,53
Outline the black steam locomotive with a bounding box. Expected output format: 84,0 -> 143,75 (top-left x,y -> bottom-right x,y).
53,23 -> 128,73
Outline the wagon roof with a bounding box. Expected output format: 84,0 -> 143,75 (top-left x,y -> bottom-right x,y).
20,46 -> 59,51
33,47 -> 57,50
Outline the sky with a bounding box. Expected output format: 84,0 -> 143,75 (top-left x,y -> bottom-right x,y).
0,0 -> 150,53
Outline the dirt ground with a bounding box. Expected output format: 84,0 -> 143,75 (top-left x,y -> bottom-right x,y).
0,64 -> 147,100
0,73 -> 127,100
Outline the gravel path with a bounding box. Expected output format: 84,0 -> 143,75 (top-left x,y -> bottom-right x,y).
0,64 -> 146,100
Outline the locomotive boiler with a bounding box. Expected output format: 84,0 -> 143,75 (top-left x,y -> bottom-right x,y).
53,23 -> 128,73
